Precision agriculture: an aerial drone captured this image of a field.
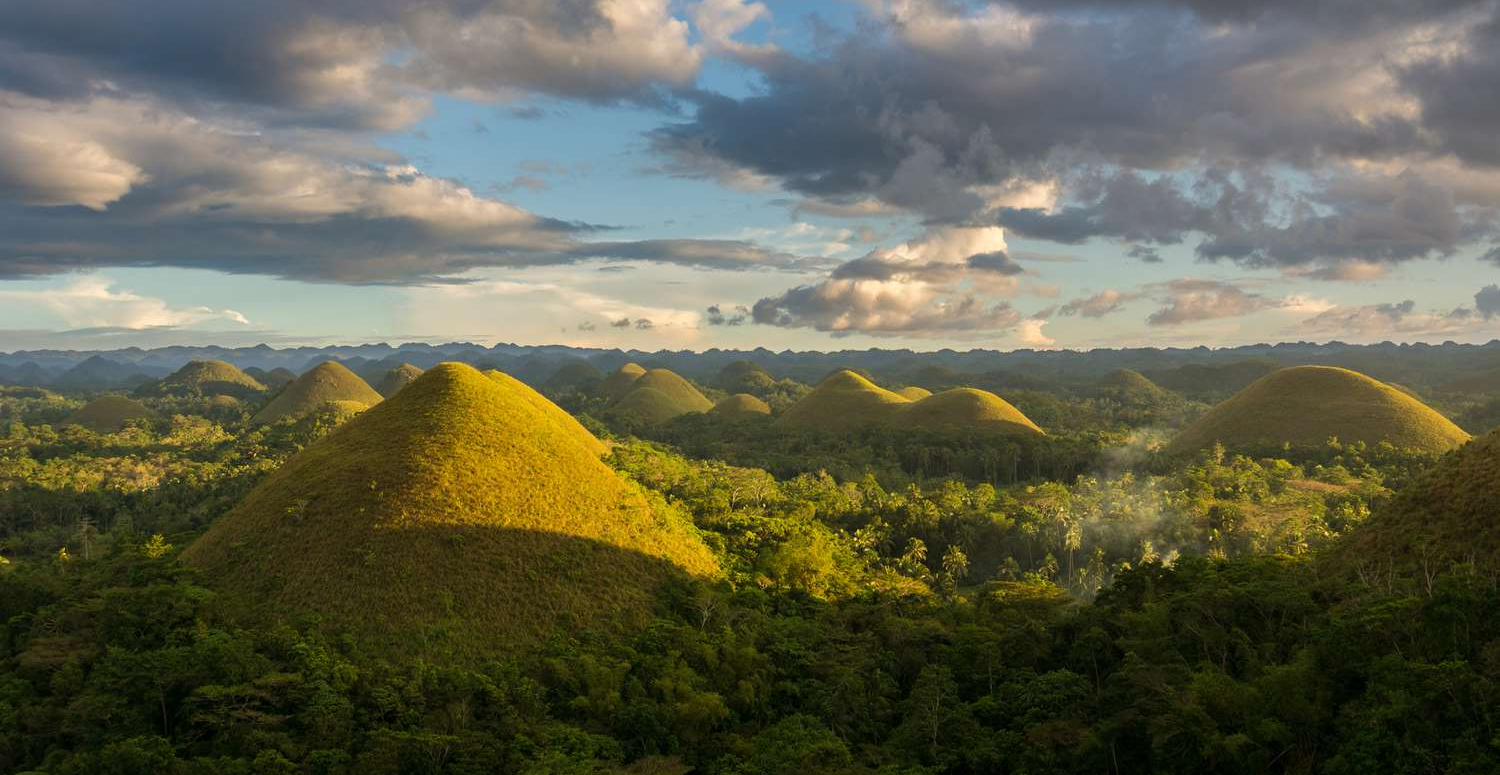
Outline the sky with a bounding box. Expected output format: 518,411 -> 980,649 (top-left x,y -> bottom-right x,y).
1,0 -> 1499,352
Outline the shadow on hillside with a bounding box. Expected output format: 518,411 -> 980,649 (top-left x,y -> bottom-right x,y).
190,524 -> 714,663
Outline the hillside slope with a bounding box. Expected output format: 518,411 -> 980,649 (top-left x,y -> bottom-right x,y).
251,362 -> 382,424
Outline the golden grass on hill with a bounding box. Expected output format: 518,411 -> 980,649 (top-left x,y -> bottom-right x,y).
626,369 -> 714,413
775,370 -> 911,432
147,360 -> 266,398
182,363 -> 717,659
896,386 -> 933,400
709,393 -> 772,419
63,395 -> 155,433
483,369 -> 607,456
251,361 -> 382,424
1165,366 -> 1470,456
600,363 -> 647,400
889,388 -> 1045,437
375,363 -> 424,398
612,386 -> 694,424
1325,428 -> 1500,576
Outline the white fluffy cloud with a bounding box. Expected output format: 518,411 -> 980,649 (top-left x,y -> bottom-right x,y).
0,276 -> 251,330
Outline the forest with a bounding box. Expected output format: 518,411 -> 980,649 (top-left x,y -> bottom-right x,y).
0,347 -> 1497,774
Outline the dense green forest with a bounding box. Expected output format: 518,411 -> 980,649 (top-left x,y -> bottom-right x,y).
1,354 -> 1497,773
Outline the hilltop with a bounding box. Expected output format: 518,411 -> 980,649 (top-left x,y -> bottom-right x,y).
483,369 -> 607,456
896,386 -> 933,400
182,363 -> 717,658
716,360 -> 775,392
1326,429 -> 1500,577
1098,368 -> 1168,400
251,362 -> 382,424
610,368 -> 714,424
245,366 -> 296,388
889,388 -> 1044,437
629,369 -> 713,411
375,363 -> 424,398
776,370 -> 911,432
140,360 -> 266,399
600,363 -> 647,401
62,396 -> 155,433
709,393 -> 772,419
1165,366 -> 1470,455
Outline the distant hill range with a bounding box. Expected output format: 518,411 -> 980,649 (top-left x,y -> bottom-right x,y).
6,340 -> 1500,397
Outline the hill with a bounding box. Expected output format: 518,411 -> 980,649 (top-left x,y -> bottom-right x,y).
1144,359 -> 1280,399
600,363 -> 647,401
244,366 -> 296,388
544,361 -> 604,393
776,370 -> 911,432
611,386 -> 694,424
896,386 -> 933,400
1164,366 -> 1470,456
50,356 -> 156,391
1097,368 -> 1168,400
251,362 -> 382,424
1326,429 -> 1500,577
709,393 -> 772,419
375,363 -> 424,398
181,363 -> 717,657
888,388 -> 1045,437
716,360 -> 775,392
62,396 -> 155,433
621,369 -> 714,413
483,369 -> 607,456
142,360 -> 266,399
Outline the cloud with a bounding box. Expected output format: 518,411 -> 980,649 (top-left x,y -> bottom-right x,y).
1145,279 -> 1278,326
651,0 -> 1500,264
1477,284 -> 1500,320
1015,318 -> 1055,348
1296,298 -> 1486,338
750,225 -> 1028,336
705,304 -> 749,326
1057,289 -> 1138,318
0,276 -> 252,330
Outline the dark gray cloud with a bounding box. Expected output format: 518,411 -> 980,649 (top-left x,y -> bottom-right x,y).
1478,284 -> 1500,320
705,304 -> 749,326
652,0 -> 1500,270
0,0 -> 701,128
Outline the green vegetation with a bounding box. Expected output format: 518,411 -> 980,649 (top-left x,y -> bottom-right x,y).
1166,366 -> 1470,456
716,359 -> 774,392
184,363 -> 717,658
889,388 -> 1044,437
1098,367 -> 1167,399
776,370 -> 912,432
140,360 -> 266,399
251,362 -> 383,424
600,362 -> 647,400
897,386 -> 933,400
373,363 -> 423,398
3,349 -> 1498,774
1328,428 -> 1500,577
708,393 -> 772,419
62,396 -> 156,433
545,361 -> 605,393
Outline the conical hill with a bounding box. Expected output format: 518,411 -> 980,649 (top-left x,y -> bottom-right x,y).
1324,429 -> 1500,576
1099,368 -> 1168,399
716,360 -> 775,392
897,386 -> 933,400
1164,366 -> 1470,455
182,363 -> 718,657
63,396 -> 155,433
600,363 -> 647,401
482,369 -> 607,456
776,370 -> 911,432
621,369 -> 713,413
251,362 -> 382,424
375,363 -> 424,398
144,360 -> 266,399
612,386 -> 694,424
889,388 -> 1044,437
709,393 -> 772,419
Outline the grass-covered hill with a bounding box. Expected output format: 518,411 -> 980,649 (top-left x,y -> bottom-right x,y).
62,395 -> 155,433
543,361 -> 604,394
181,362 -> 718,658
612,386 -> 693,424
709,393 -> 772,419
888,388 -> 1045,437
776,370 -> 912,432
618,369 -> 714,414
1165,366 -> 1470,456
600,362 -> 647,401
716,359 -> 775,392
896,386 -> 933,400
140,360 -> 266,399
1097,368 -> 1168,400
1326,429 -> 1500,577
483,369 -> 608,456
374,363 -> 424,398
251,361 -> 382,424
